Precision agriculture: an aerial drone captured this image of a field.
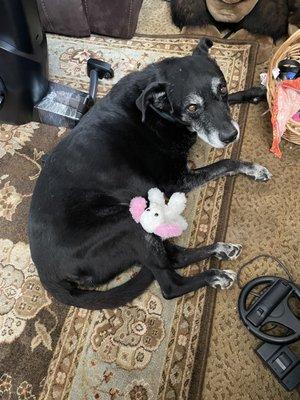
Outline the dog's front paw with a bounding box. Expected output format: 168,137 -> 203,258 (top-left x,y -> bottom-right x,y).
243,164 -> 272,182
209,270 -> 237,289
215,242 -> 242,260
248,86 -> 267,104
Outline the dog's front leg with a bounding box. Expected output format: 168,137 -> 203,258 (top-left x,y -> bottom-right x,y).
172,159 -> 271,193
228,86 -> 266,105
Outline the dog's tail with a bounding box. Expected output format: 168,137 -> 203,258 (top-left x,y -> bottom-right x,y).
42,268 -> 154,309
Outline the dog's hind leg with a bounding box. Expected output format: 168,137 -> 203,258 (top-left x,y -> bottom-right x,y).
164,242 -> 242,269
137,234 -> 236,299
149,266 -> 236,299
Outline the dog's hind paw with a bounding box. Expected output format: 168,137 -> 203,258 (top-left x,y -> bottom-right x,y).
210,269 -> 237,290
244,164 -> 272,182
215,243 -> 242,260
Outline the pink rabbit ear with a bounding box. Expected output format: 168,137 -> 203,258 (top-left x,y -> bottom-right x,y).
129,197 -> 147,223
154,223 -> 183,240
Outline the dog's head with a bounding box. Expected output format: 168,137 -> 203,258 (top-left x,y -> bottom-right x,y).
136,38 -> 239,148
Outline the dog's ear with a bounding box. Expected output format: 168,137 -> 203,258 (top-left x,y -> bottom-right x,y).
192,38 -> 213,56
136,82 -> 171,122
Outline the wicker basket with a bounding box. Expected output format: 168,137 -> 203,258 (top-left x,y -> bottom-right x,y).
267,30 -> 300,145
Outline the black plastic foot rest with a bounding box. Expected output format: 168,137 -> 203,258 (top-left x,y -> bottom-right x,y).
256,342 -> 300,391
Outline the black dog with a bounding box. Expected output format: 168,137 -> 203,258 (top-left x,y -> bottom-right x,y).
28,38 -> 271,309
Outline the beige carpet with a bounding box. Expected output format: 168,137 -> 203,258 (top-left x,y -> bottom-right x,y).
137,0 -> 180,35
200,65 -> 300,400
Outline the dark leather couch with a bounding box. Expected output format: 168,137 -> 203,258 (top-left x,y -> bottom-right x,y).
37,0 -> 143,39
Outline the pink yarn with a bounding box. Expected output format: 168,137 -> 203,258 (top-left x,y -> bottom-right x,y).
129,197 -> 147,223
154,223 -> 182,240
292,112 -> 300,122
271,78 -> 300,157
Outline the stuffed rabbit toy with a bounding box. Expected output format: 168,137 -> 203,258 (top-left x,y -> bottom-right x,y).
129,188 -> 188,240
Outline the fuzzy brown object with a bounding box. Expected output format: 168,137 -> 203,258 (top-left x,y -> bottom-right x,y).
171,0 -> 299,41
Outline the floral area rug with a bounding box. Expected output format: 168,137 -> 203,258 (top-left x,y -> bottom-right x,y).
0,34 -> 257,400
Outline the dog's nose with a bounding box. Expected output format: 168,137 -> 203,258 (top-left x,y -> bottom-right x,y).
221,128 -> 238,144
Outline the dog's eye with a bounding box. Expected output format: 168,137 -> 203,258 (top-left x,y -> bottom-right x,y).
219,84 -> 228,96
187,104 -> 198,113
154,213 -> 159,217
146,208 -> 150,212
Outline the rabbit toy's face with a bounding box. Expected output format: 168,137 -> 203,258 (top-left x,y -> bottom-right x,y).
140,203 -> 165,233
